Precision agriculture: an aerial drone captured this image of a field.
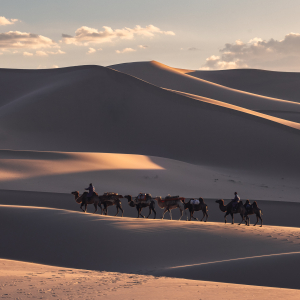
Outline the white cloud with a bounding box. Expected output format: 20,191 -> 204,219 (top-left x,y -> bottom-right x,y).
0,31 -> 58,49
201,32 -> 300,71
116,48 -> 136,54
0,17 -> 19,26
23,52 -> 33,56
47,49 -> 65,55
36,50 -> 48,56
62,25 -> 175,45
87,47 -> 96,54
139,45 -> 148,49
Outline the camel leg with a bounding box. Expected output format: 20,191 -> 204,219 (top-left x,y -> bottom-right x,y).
238,213 -> 244,225
260,215 -> 263,227
190,211 -> 198,221
162,208 -> 168,219
254,216 -> 258,226
231,213 -> 234,224
146,207 -> 152,218
105,206 -> 108,215
98,203 -> 103,215
140,208 -> 145,218
224,212 -> 229,224
80,203 -> 85,212
201,211 -> 205,221
206,212 -> 209,222
119,205 -> 124,217
178,208 -> 183,221
115,205 -> 119,216
93,203 -> 98,214
85,203 -> 88,213
169,209 -> 173,220
152,207 -> 156,219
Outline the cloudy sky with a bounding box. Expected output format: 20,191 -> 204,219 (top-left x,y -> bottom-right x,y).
1,0 -> 300,71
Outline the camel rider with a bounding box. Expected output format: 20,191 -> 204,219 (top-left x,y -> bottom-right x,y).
231,192 -> 240,210
245,199 -> 251,211
85,183 -> 95,203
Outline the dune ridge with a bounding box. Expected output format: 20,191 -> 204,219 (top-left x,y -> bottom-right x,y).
109,61 -> 300,122
188,68 -> 300,102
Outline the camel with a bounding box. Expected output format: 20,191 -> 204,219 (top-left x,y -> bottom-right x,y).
155,195 -> 185,220
215,199 -> 247,225
124,194 -> 156,218
71,191 -> 100,213
244,200 -> 263,227
184,198 -> 208,221
98,192 -> 124,217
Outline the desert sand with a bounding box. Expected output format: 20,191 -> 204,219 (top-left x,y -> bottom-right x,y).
1,61 -> 300,298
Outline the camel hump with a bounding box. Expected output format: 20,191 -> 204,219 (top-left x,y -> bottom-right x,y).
137,193 -> 152,201
104,192 -> 118,196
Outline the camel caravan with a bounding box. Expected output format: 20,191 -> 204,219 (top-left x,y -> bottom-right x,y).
71,185 -> 263,226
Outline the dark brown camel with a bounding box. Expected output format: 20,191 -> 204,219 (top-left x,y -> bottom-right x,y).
215,199 -> 247,225
184,198 -> 208,221
71,191 -> 100,213
124,194 -> 156,218
244,200 -> 263,227
98,193 -> 124,217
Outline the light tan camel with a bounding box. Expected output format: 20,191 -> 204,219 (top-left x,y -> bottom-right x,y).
71,191 -> 100,213
155,195 -> 185,220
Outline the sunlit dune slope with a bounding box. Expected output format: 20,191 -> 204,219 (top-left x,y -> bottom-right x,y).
0,149 -> 298,201
188,68 -> 300,103
109,61 -> 300,122
2,259 -> 300,300
1,65 -> 300,178
1,205 -> 300,289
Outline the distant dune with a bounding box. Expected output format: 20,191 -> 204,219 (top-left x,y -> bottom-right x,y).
188,68 -> 300,103
109,61 -> 300,122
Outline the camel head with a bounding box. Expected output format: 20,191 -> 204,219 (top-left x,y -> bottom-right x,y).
199,197 -> 204,204
155,196 -> 162,201
253,201 -> 258,208
124,195 -> 132,202
215,199 -> 224,205
124,195 -> 136,207
71,191 -> 80,198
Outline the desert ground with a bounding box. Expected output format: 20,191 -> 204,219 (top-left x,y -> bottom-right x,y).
1,61 -> 300,299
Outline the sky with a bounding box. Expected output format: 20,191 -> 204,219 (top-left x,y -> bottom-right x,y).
1,0 -> 300,71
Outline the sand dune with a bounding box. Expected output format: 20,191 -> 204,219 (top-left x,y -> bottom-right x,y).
0,65 -> 300,201
188,68 -> 300,103
0,149 -> 299,201
0,65 -> 300,173
1,62 -> 300,295
1,205 -> 300,289
2,259 -> 300,300
109,61 -> 300,122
